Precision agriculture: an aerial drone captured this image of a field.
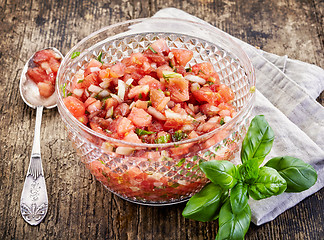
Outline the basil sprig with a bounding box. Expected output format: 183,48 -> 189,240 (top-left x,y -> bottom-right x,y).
182,115 -> 318,239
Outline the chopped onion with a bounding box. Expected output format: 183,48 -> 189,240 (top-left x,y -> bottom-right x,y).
129,101 -> 135,109
195,114 -> 207,122
73,88 -> 84,97
99,80 -> 110,89
110,93 -> 122,103
116,146 -> 134,156
88,84 -> 103,93
98,89 -> 110,98
90,92 -> 97,98
85,89 -> 90,97
148,106 -> 166,121
106,107 -> 114,118
165,109 -> 194,123
90,67 -> 101,73
168,52 -> 174,59
181,124 -> 195,132
224,116 -> 232,123
40,62 -> 52,74
125,78 -> 134,86
117,80 -> 127,101
150,63 -> 157,69
185,74 -> 206,85
101,142 -> 114,152
191,82 -> 200,92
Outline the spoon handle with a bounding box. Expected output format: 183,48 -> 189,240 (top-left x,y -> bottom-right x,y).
20,106 -> 48,225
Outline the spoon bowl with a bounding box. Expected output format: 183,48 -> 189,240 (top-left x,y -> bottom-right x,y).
19,47 -> 63,225
19,47 -> 63,109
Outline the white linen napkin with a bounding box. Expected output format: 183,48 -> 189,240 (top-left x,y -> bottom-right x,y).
153,8 -> 324,225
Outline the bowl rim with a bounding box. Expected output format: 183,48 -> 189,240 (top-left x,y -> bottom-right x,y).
56,17 -> 255,148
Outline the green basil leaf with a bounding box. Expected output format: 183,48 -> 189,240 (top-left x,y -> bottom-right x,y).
230,182 -> 248,214
216,199 -> 251,240
199,160 -> 238,189
248,166 -> 287,200
135,128 -> 156,136
71,51 -> 80,59
241,115 -> 275,170
182,183 -> 227,222
265,156 -> 317,192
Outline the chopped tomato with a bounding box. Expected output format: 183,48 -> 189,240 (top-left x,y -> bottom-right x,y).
128,107 -> 152,127
150,39 -> 170,54
200,103 -> 219,117
138,75 -> 165,90
84,59 -> 102,77
150,89 -> 170,112
192,62 -> 216,80
156,64 -> 173,79
134,100 -> 148,110
27,67 -> 48,84
123,131 -> 142,144
143,50 -> 167,66
87,100 -> 102,113
217,84 -> 235,103
77,72 -> 99,89
104,98 -> 119,110
48,57 -> 61,73
63,96 -> 86,118
33,49 -> 56,64
171,49 -> 193,67
114,103 -> 130,117
192,86 -> 222,105
109,62 -> 126,78
128,85 -> 150,99
168,77 -> 189,103
37,82 -> 54,98
116,117 -> 135,136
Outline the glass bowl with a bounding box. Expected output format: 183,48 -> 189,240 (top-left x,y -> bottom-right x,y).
56,18 -> 255,205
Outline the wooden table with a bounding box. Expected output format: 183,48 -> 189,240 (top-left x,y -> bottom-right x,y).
1,0 -> 323,239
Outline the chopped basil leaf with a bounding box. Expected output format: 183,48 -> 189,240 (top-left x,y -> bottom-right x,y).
77,79 -> 84,83
147,100 -> 152,107
67,92 -> 72,97
97,52 -> 103,63
186,67 -> 192,72
169,60 -> 174,68
71,51 -> 80,59
198,69 -> 206,75
105,129 -> 112,134
162,71 -> 183,79
172,130 -> 188,142
207,81 -> 214,85
176,158 -> 186,167
138,93 -> 143,99
155,134 -> 171,144
148,46 -> 157,54
135,128 -> 156,136
62,83 -> 67,97
220,118 -> 225,125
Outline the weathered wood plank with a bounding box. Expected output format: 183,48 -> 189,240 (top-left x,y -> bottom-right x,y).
0,0 -> 323,239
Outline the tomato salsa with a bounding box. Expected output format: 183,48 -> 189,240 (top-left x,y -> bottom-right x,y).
64,39 -> 236,145
27,49 -> 62,98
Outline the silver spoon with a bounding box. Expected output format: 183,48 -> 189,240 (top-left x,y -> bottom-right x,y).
19,47 -> 63,225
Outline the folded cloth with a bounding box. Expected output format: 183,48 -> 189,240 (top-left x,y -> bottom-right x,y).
153,8 -> 324,225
